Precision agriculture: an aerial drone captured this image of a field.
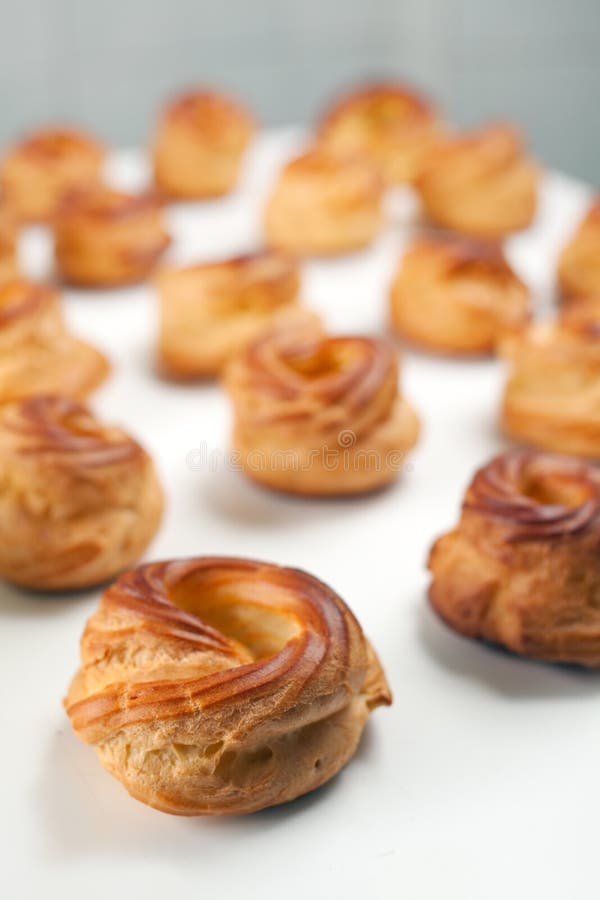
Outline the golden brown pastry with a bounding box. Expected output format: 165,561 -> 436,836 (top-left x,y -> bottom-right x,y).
152,90 -> 255,199
0,279 -> 109,403
54,187 -> 170,287
416,123 -> 538,238
0,127 -> 104,222
428,449 -> 600,666
0,395 -> 163,590
264,148 -> 383,256
501,310 -> 600,458
0,202 -> 18,283
225,328 -> 419,495
390,235 -> 530,355
65,556 -> 391,815
557,198 -> 600,302
318,81 -> 442,184
157,251 -> 305,378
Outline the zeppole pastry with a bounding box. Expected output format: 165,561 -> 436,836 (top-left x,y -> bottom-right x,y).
0,396 -> 163,590
318,81 -> 441,184
54,187 -> 170,287
416,123 -> 538,238
390,235 -> 530,355
428,450 -> 600,666
557,198 -> 600,302
0,127 -> 104,222
65,556 -> 391,815
264,148 -> 383,256
501,310 -> 600,458
226,329 -> 419,495
0,202 -> 18,283
152,90 -> 255,199
157,251 -> 305,378
0,279 -> 109,403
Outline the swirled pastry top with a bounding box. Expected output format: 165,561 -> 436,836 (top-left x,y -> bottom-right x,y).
274,148 -> 383,210
56,187 -> 164,226
159,90 -> 255,150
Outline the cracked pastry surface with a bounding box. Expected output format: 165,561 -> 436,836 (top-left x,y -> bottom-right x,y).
318,81 -> 442,184
152,90 -> 255,199
225,328 -> 419,495
0,127 -> 104,222
416,123 -> 538,238
65,556 -> 391,815
390,234 -> 530,355
263,148 -> 383,256
54,187 -> 170,287
0,395 -> 163,590
557,198 -> 600,302
156,251 -> 305,378
428,450 -> 600,666
501,309 -> 600,458
0,279 -> 109,403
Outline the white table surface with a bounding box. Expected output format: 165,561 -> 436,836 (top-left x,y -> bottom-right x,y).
2,130 -> 597,900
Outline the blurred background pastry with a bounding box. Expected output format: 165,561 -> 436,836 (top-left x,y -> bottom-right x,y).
152,89 -> 255,199
0,279 -> 109,403
0,201 -> 18,284
0,395 -> 163,590
65,556 -> 391,814
557,197 -> 600,303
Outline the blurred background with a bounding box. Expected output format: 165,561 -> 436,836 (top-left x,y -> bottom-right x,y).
2,0 -> 599,182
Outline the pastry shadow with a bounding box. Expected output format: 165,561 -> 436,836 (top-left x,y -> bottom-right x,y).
0,581 -> 102,617
417,601 -> 600,699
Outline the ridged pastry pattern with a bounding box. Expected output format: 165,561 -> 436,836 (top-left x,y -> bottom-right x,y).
65,556 -> 391,815
152,90 -> 255,199
428,450 -> 600,665
557,198 -> 600,302
416,123 -> 538,238
156,251 -> 304,378
390,235 -> 530,355
225,328 -> 419,494
54,187 -> 170,287
0,395 -> 163,590
0,127 -> 104,222
0,279 -> 109,403
318,81 -> 441,184
264,148 -> 383,256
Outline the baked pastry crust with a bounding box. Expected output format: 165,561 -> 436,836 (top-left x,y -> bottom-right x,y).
0,395 -> 163,590
428,450 -> 600,666
557,198 -> 600,302
264,148 -> 383,256
0,279 -> 109,402
0,202 -> 18,283
501,312 -> 600,458
225,329 -> 419,494
390,235 -> 530,355
65,556 -> 391,815
157,251 -> 303,378
416,123 -> 538,238
54,187 -> 170,287
0,127 -> 104,223
318,81 -> 441,184
152,90 -> 255,199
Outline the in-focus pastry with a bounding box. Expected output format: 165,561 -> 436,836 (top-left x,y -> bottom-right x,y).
225,329 -> 419,495
157,251 -> 305,378
0,279 -> 109,403
152,90 -> 255,199
264,148 -> 383,256
65,556 -> 391,814
0,127 -> 104,222
557,198 -> 600,302
318,81 -> 442,184
416,123 -> 538,238
501,311 -> 600,458
0,395 -> 163,590
428,449 -> 600,666
0,201 -> 18,283
390,235 -> 530,355
54,187 -> 170,287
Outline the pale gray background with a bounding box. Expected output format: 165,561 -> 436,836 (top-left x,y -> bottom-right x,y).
1,0 -> 598,182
